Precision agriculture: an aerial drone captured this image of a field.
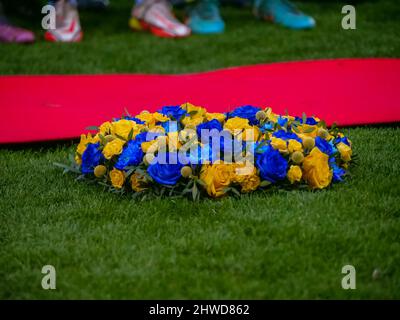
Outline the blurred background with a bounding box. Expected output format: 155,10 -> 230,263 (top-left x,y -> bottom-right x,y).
0,0 -> 398,75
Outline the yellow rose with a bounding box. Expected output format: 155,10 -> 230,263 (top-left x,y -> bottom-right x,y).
180,103 -> 206,127
267,111 -> 278,122
153,112 -> 169,123
148,125 -> 165,134
243,126 -> 261,142
223,118 -> 259,141
297,124 -> 318,138
181,102 -> 206,116
302,147 -> 332,189
75,133 -> 100,164
206,112 -> 226,123
136,111 -> 153,124
110,168 -> 125,189
167,132 -> 181,151
99,121 -> 112,135
337,142 -> 352,162
232,164 -> 260,193
231,163 -> 250,184
141,140 -> 158,153
241,174 -> 261,193
102,138 -> 125,160
181,116 -> 204,127
200,162 -> 235,198
287,165 -> 302,184
270,137 -> 287,152
136,112 -> 168,127
111,119 -> 137,140
130,172 -> 147,192
179,129 -> 197,143
283,115 -> 295,122
224,117 -> 251,134
288,139 -> 303,153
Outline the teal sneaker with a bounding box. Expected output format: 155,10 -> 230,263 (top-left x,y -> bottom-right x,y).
254,0 -> 316,30
187,0 -> 225,34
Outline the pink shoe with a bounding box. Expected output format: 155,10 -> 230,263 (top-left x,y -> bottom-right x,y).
0,24 -> 35,43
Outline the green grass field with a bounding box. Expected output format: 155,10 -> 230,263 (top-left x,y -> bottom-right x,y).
1,0 -> 400,299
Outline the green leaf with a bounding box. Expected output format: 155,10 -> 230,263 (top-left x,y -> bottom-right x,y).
127,128 -> 134,141
182,188 -> 192,195
196,179 -> 207,187
302,127 -> 316,134
75,174 -> 86,181
186,179 -> 194,189
260,180 -> 271,187
229,187 -> 241,197
115,133 -> 127,141
125,168 -> 135,177
86,126 -> 99,131
302,112 -> 307,124
192,182 -> 199,201
188,110 -> 198,117
223,187 -> 230,193
99,134 -> 107,145
53,162 -> 81,174
318,120 -> 327,128
124,107 -> 131,117
68,153 -> 75,164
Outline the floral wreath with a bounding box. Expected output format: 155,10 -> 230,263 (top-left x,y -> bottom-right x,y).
56,103 -> 354,200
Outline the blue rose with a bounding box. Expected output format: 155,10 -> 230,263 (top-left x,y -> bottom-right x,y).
295,116 -> 318,125
315,136 -> 334,156
227,105 -> 261,125
196,119 -> 223,141
260,122 -> 274,133
81,143 -> 104,174
186,145 -> 211,165
161,120 -> 179,133
210,134 -> 237,162
147,153 -> 185,185
273,129 -> 301,142
114,132 -> 148,170
124,116 -> 145,124
335,136 -> 351,146
329,157 -> 346,182
277,116 -> 288,127
135,132 -> 149,143
255,145 -> 288,183
254,140 -> 269,154
158,105 -> 187,120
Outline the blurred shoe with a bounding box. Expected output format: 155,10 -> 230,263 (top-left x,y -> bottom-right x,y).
0,23 -> 35,43
254,0 -> 315,30
187,0 -> 225,34
130,0 -> 190,38
44,0 -> 83,42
